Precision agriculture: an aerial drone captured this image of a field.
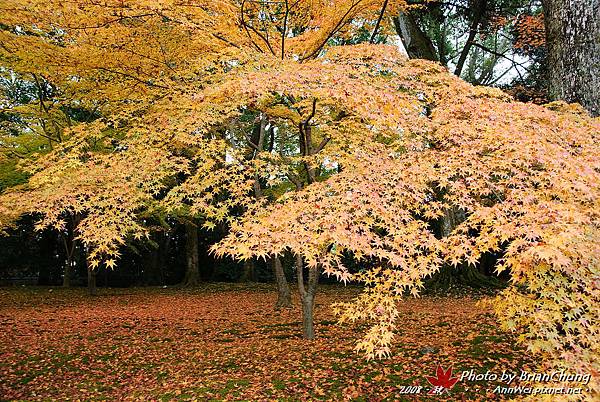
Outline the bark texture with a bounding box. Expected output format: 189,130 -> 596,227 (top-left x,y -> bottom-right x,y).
543,0 -> 600,116
272,256 -> 292,308
393,13 -> 438,61
296,254 -> 318,340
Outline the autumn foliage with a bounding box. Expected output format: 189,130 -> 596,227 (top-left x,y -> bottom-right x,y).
213,47 -> 600,388
0,0 -> 599,396
514,14 -> 546,55
0,286 -> 536,400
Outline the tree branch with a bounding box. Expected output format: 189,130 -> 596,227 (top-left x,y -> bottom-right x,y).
281,0 -> 289,59
370,0 -> 389,44
96,67 -> 170,89
454,0 -> 487,77
300,1 -> 361,61
314,136 -> 330,153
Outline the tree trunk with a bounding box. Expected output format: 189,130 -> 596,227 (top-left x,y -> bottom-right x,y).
393,12 -> 438,61
142,236 -> 160,286
246,117 -> 293,307
182,222 -> 200,286
301,292 -> 315,339
440,206 -> 466,238
542,0 -> 600,116
272,256 -> 292,308
296,254 -> 318,340
61,220 -> 78,287
158,232 -> 169,286
87,265 -> 97,296
426,264 -> 502,290
240,259 -> 257,282
63,260 -> 72,287
427,206 -> 501,289
453,0 -> 487,77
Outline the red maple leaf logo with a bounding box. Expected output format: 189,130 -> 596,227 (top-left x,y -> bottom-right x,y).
427,365 -> 459,394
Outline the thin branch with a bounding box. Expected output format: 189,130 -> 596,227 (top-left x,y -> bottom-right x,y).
454,0 -> 486,76
212,33 -> 241,49
31,73 -> 50,114
240,0 -> 265,53
300,1 -> 361,61
303,98 -> 317,128
95,67 -> 170,89
299,98 -> 317,156
369,0 -> 389,44
65,13 -> 154,30
314,136 -> 330,153
244,133 -> 260,151
240,0 -> 276,56
281,0 -> 289,59
470,42 -> 532,72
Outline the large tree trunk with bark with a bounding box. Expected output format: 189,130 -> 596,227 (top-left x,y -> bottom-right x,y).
296,255 -> 318,340
440,206 -> 466,238
542,0 -> 600,116
272,256 -> 292,308
182,222 -> 200,286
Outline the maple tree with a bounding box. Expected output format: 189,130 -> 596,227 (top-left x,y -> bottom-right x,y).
0,0 -> 410,295
213,46 -> 600,390
0,0 -> 598,396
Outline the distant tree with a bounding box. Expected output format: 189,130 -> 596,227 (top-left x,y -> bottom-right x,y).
393,1 -> 545,88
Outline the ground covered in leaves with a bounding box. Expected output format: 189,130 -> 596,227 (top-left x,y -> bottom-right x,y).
0,285 -> 536,401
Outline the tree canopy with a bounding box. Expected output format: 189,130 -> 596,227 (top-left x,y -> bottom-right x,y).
0,0 -> 598,394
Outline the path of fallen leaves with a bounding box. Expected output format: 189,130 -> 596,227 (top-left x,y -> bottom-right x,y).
0,285 -> 535,401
